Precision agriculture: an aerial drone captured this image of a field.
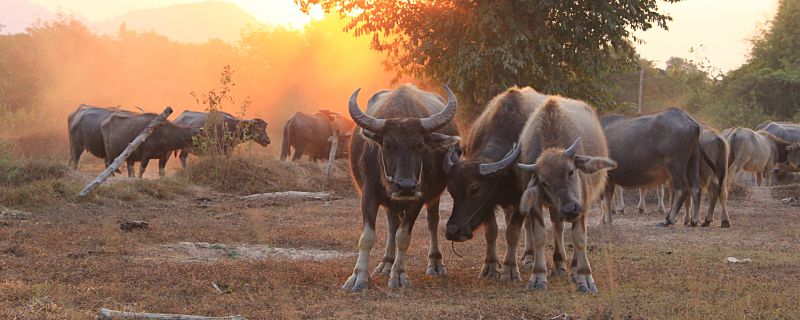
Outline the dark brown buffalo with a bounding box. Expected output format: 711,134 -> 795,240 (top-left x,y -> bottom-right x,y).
280,110 -> 353,162
443,87 -> 542,281
682,128 -> 730,227
516,98 -> 616,293
67,105 -> 137,169
602,108 -> 708,226
172,110 -> 270,167
343,84 -> 459,291
101,112 -> 201,178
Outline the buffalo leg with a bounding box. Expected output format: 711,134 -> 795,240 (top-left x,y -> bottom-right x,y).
702,183 -> 718,227
664,161 -> 691,225
602,184 -> 615,224
68,137 -> 83,170
342,188 -> 379,291
687,148 -> 702,226
158,155 -> 169,177
127,161 -> 136,178
500,209 -> 523,282
526,201 -> 548,290
479,214 -> 500,279
388,201 -> 424,289
179,150 -> 189,168
549,207 -> 568,279
425,198 -> 446,276
520,210 -> 535,271
613,185 -> 625,214
292,144 -> 305,161
572,215 -> 597,293
657,184 -> 667,213
719,182 -> 731,228
373,206 -> 398,276
139,158 -> 151,179
637,188 -> 647,213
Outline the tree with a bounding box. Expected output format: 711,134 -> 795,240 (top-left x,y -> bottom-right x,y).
296,0 -> 680,123
716,0 -> 800,121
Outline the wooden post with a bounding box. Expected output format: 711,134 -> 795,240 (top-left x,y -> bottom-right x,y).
77,107 -> 173,198
326,130 -> 339,178
97,308 -> 245,320
637,67 -> 644,114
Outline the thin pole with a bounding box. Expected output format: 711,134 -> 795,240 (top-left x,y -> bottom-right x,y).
637,67 -> 644,114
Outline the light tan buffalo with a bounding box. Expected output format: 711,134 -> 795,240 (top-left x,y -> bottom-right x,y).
517,98 -> 616,293
727,128 -> 792,186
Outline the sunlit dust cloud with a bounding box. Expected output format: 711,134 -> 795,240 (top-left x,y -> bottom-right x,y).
0,12 -> 406,158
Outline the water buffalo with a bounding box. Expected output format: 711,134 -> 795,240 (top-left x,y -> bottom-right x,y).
517,98 -> 616,293
682,129 -> 730,227
443,87 -> 541,281
757,121 -> 800,169
67,105 -> 137,170
600,114 -> 666,215
601,108 -> 708,226
280,110 -> 353,162
343,84 -> 459,291
101,112 -> 201,178
727,128 -> 792,186
172,110 -> 270,167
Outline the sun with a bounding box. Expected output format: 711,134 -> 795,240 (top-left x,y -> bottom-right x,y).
230,0 -> 324,29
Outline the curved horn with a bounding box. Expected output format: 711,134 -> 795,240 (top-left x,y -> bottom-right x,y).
564,137 -> 581,158
479,143 -> 521,176
349,88 -> 385,132
517,163 -> 536,172
443,146 -> 461,174
420,85 -> 457,132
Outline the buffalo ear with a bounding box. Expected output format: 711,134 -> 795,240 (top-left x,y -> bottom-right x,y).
519,185 -> 541,216
574,155 -> 617,174
361,128 -> 383,144
425,133 -> 460,150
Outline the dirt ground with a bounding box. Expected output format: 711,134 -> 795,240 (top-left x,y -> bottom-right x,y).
1,177 -> 799,319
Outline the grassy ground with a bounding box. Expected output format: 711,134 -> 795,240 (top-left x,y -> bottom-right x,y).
1,157 -> 799,319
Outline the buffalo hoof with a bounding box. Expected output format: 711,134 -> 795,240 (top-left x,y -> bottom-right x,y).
425,258 -> 447,276
577,282 -> 598,294
638,208 -> 644,214
527,280 -> 548,291
701,220 -> 712,227
373,260 -> 393,276
657,220 -> 674,227
689,220 -> 699,227
479,262 -> 501,279
500,264 -> 521,282
387,272 -> 410,289
520,255 -> 535,272
721,220 -> 731,228
576,275 -> 598,294
342,271 -> 370,292
657,208 -> 666,214
550,268 -> 568,278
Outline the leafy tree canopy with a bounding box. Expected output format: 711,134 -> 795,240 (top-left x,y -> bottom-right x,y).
296,0 -> 680,122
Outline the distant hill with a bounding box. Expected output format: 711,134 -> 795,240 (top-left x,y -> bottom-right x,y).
0,0 -> 55,34
93,1 -> 266,43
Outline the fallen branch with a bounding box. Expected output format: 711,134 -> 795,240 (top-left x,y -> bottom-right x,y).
240,191 -> 339,202
78,107 -> 173,198
97,308 -> 244,320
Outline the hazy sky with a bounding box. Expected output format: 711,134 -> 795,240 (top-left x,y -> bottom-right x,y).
26,0 -> 780,72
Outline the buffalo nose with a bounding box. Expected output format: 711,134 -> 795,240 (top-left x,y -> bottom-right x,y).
445,225 -> 472,242
396,178 -> 418,191
561,202 -> 583,218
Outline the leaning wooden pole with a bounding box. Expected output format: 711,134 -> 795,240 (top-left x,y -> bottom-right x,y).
77,107 -> 173,198
97,308 -> 245,320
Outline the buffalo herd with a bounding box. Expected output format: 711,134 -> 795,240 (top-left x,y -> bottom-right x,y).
339,84 -> 800,294
66,84 -> 800,294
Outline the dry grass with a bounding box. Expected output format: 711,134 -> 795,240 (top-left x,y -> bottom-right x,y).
1,179 -> 799,319
181,155 -> 354,196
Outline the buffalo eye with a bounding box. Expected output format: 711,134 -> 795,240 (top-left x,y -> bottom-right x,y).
568,169 -> 574,177
468,185 -> 480,196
